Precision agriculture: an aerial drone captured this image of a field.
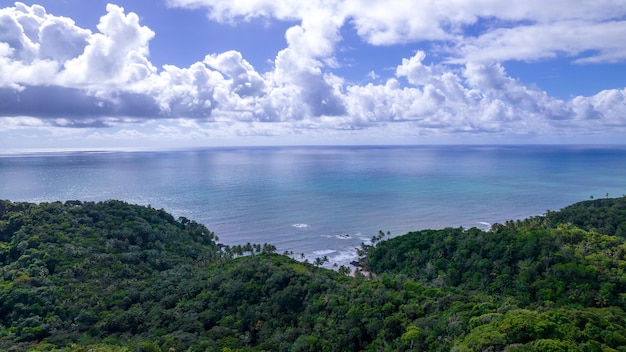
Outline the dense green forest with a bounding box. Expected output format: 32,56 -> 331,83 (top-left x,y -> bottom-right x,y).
1,197 -> 625,351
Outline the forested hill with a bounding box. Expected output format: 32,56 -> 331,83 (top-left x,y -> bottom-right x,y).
364,195 -> 626,306
1,198 -> 626,351
542,196 -> 626,235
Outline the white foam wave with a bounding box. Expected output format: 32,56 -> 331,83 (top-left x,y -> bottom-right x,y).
292,223 -> 309,228
478,221 -> 491,229
330,250 -> 358,264
313,249 -> 337,256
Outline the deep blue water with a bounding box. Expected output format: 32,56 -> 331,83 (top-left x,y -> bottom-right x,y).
1,145 -> 625,267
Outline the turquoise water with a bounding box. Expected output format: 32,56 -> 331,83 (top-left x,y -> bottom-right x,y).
1,145 -> 625,267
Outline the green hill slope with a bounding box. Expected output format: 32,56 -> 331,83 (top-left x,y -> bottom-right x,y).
1,197 -> 626,351
364,197 -> 626,306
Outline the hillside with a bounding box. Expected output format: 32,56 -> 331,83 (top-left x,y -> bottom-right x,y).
1,197 -> 626,351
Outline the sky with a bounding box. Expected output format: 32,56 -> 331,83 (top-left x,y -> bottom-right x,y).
0,0 -> 625,150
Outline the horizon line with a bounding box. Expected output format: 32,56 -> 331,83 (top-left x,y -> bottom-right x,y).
2,143 -> 626,156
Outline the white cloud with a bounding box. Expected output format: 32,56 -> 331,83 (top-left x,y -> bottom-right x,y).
454,20 -> 626,64
167,0 -> 321,23
341,57 -> 589,136
204,50 -> 266,97
395,51 -> 433,86
573,89 -> 626,127
59,4 -> 156,88
149,62 -> 220,118
0,1 -> 625,147
0,116 -> 46,131
169,0 -> 626,64
39,12 -> 90,62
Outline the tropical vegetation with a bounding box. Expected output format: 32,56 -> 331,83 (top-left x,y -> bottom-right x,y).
1,196 -> 625,351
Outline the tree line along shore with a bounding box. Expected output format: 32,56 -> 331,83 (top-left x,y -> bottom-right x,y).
1,196 -> 626,351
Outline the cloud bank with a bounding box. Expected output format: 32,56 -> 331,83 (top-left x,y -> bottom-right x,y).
1,1 -> 625,146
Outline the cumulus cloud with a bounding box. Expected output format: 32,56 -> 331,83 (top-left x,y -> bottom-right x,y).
0,1 -> 625,146
0,3 -> 159,114
164,0 -> 626,137
57,4 -> 156,89
170,0 -> 626,63
453,20 -> 626,64
204,51 -> 266,97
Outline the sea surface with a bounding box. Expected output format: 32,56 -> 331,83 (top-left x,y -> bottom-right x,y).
1,145 -> 625,267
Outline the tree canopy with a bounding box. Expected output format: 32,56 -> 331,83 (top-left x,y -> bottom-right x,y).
1,197 -> 625,351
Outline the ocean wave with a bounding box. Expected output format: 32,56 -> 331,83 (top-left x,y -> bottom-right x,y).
292,223 -> 309,228
313,249 -> 337,256
330,250 -> 359,264
336,233 -> 352,239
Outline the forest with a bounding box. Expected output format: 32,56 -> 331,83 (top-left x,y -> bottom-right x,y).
1,196 -> 626,351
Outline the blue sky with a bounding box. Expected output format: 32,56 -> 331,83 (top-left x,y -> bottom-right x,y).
1,0 -> 625,150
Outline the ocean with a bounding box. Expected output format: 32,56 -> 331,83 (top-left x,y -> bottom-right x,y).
1,145 -> 625,267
